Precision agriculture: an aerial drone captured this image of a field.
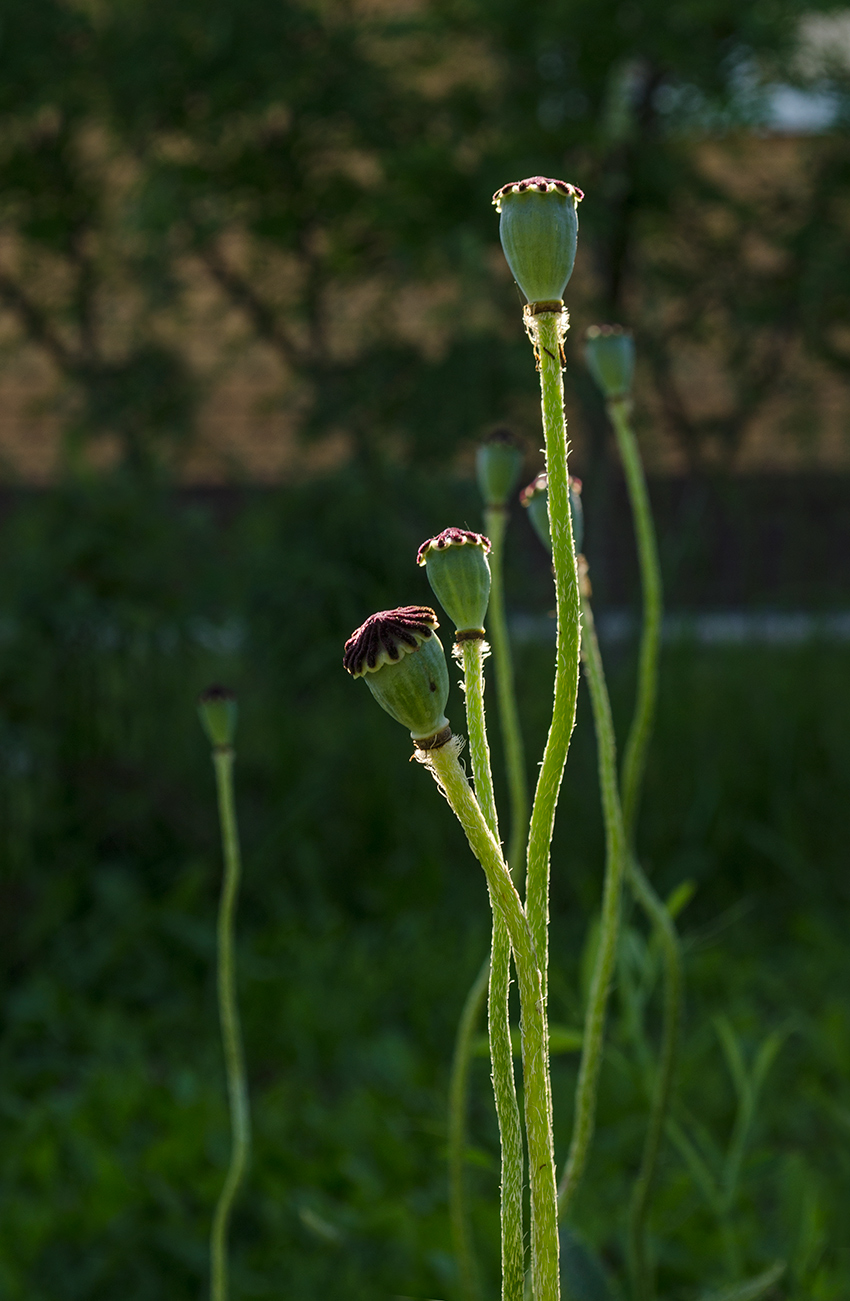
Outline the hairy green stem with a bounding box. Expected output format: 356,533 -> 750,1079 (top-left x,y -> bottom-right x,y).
426,742 -> 560,1301
447,508 -> 529,1300
210,747 -> 250,1301
460,638 -> 525,1301
524,309 -> 582,1001
448,955 -> 488,1301
608,395 -> 682,1301
558,592 -> 626,1216
483,506 -> 529,879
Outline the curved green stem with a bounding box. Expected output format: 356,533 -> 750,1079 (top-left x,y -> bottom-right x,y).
557,592 -> 626,1217
484,506 -> 529,879
210,747 -> 250,1301
625,859 -> 682,1300
608,398 -> 661,844
426,742 -> 560,1301
524,309 -> 582,1002
460,639 -> 525,1301
448,955 -> 488,1301
608,396 -> 682,1301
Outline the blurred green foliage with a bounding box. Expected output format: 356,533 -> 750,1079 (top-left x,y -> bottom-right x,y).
0,472 -> 848,1297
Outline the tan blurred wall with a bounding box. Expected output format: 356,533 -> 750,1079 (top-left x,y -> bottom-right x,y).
0,133 -> 847,483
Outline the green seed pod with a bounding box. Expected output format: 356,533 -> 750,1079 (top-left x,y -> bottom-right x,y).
492,176 -> 583,306
416,528 -> 492,636
585,324 -> 635,399
343,606 -> 450,744
476,428 -> 524,508
198,684 -> 237,748
520,473 -> 552,553
520,474 -> 584,556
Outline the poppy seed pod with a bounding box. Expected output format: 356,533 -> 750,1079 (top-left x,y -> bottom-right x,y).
492,176 -> 583,307
476,429 -> 524,508
585,325 -> 635,399
198,684 -> 237,748
520,474 -> 584,556
416,528 -> 492,636
343,606 -> 450,743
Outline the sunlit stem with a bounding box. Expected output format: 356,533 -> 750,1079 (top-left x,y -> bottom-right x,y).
608,395 -> 683,1301
209,746 -> 251,1301
557,582 -> 626,1217
524,307 -> 582,1004
459,638 -> 525,1301
483,506 -> 529,879
426,741 -> 560,1301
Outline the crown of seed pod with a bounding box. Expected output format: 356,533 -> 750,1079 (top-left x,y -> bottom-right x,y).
492,176 -> 583,306
476,428 -> 524,508
198,684 -> 238,748
520,474 -> 584,555
416,528 -> 492,637
585,324 -> 635,399
343,606 -> 450,743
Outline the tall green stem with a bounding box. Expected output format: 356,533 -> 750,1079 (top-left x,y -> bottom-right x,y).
557,590 -> 626,1216
624,859 -> 682,1300
448,956 -> 488,1301
524,309 -> 582,1001
447,507 -> 529,1301
461,638 -> 525,1301
483,506 -> 529,879
608,396 -> 682,1301
426,742 -> 560,1301
210,747 -> 251,1301
608,399 -> 661,842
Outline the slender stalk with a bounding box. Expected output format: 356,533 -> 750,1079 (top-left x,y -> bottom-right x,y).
624,859 -> 682,1300
607,398 -> 661,843
461,638 -> 525,1301
448,955 -> 488,1301
483,506 -> 529,879
608,395 -> 682,1301
557,590 -> 627,1217
426,741 -> 560,1301
210,747 -> 251,1301
524,308 -> 582,1002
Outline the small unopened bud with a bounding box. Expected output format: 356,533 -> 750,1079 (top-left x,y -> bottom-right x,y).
416,528 -> 492,637
343,606 -> 450,744
520,474 -> 584,556
476,429 -> 524,508
198,685 -> 237,748
585,325 -> 635,399
492,176 -> 583,307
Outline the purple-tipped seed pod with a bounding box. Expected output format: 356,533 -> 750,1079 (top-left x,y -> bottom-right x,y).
343,606 -> 450,744
198,684 -> 238,748
416,528 -> 492,637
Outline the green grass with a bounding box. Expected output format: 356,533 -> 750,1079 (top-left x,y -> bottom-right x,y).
0,471 -> 848,1298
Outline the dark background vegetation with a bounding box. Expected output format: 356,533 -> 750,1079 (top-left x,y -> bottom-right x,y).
0,0 -> 849,1298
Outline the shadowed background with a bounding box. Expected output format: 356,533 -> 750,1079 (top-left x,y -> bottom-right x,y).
0,1 -> 849,1297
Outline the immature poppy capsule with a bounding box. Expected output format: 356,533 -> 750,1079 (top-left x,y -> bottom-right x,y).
492,176 -> 583,307
585,324 -> 635,399
343,606 -> 450,746
476,428 -> 524,508
520,474 -> 584,556
416,528 -> 492,637
198,684 -> 238,748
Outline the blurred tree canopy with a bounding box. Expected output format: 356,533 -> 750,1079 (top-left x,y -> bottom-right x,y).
0,0 -> 848,473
